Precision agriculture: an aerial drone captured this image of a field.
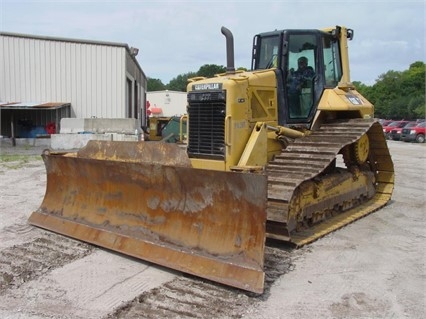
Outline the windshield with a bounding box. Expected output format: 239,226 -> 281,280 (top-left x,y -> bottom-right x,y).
405,122 -> 417,128
388,122 -> 400,127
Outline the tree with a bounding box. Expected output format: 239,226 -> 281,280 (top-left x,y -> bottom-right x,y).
197,64 -> 226,78
167,72 -> 197,92
167,65 -> 226,92
357,61 -> 425,120
147,78 -> 166,91
151,64 -> 245,92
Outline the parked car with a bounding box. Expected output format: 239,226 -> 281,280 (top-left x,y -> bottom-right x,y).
401,121 -> 426,143
389,121 -> 417,141
378,119 -> 393,127
382,120 -> 410,139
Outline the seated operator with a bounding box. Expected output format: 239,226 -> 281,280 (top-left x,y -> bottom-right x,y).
288,56 -> 315,116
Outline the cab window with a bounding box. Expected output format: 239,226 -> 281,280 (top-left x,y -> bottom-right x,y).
286,34 -> 317,119
323,35 -> 342,87
257,36 -> 280,69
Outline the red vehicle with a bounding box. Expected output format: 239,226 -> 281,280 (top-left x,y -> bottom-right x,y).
401,121 -> 426,143
382,120 -> 409,139
389,121 -> 417,141
379,119 -> 393,127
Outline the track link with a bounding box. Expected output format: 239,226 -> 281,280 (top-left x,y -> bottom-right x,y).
266,119 -> 394,246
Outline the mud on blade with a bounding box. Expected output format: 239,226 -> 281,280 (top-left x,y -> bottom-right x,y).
29,141 -> 267,293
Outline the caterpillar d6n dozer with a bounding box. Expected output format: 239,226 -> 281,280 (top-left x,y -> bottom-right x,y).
29,26 -> 394,294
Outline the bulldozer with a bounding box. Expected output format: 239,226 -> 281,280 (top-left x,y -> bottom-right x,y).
147,115 -> 187,143
29,26 -> 394,294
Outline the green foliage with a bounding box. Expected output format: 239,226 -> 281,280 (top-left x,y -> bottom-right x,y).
167,65 -> 227,92
0,154 -> 41,169
197,64 -> 226,77
356,61 -> 425,120
147,78 -> 166,91
167,72 -> 197,92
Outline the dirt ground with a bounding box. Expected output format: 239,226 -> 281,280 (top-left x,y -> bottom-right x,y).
0,138 -> 424,319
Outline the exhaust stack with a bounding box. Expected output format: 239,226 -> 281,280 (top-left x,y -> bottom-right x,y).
221,26 -> 235,74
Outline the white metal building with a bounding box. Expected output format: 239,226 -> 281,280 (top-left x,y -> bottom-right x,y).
0,31 -> 146,137
147,90 -> 187,117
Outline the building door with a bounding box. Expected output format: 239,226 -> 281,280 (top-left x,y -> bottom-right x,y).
127,78 -> 132,118
134,81 -> 138,119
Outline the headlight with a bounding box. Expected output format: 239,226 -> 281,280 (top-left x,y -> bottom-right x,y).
410,130 -> 416,134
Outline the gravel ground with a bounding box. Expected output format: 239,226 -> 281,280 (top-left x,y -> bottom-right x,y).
0,138 -> 425,319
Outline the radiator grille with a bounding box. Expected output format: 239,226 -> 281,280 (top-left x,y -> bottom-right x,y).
187,91 -> 226,159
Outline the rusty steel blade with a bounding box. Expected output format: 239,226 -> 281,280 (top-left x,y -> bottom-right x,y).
29,141 -> 267,293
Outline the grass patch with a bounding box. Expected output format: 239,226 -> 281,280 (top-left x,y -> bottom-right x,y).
0,154 -> 42,169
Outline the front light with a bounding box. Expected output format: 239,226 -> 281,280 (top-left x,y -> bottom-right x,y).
410,130 -> 416,134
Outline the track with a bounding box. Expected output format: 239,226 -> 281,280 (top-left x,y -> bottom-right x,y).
104,246 -> 295,319
266,119 -> 394,246
0,232 -> 94,295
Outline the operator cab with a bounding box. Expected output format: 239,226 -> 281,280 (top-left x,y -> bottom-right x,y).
252,27 -> 347,125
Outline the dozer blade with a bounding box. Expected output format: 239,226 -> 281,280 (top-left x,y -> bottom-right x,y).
29,141 -> 267,293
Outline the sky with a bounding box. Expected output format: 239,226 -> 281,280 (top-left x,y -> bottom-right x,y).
0,0 -> 425,85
